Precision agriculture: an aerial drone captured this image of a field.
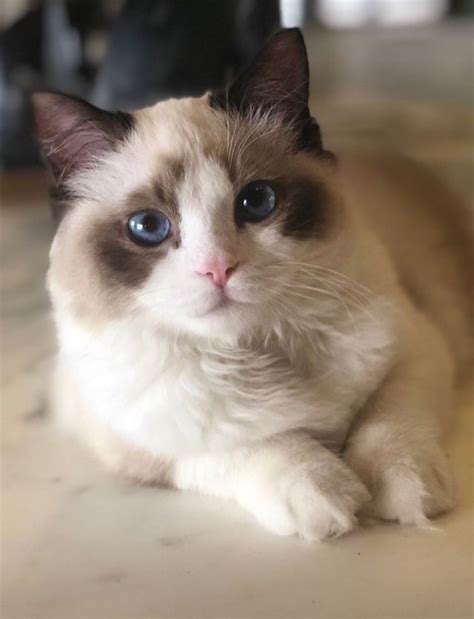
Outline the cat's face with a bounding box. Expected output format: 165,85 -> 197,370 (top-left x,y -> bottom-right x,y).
34,30 -> 349,343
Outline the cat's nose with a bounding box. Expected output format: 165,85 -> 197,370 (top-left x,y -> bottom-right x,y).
196,259 -> 239,288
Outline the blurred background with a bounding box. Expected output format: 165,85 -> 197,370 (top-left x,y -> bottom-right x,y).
0,0 -> 473,169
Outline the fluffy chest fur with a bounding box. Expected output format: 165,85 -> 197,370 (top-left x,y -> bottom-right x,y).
56,296 -> 395,457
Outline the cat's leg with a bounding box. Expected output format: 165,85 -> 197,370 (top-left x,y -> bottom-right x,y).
52,365 -> 368,539
344,310 -> 457,525
174,431 -> 370,541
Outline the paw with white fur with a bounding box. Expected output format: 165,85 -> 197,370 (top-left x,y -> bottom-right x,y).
346,442 -> 457,526
236,444 -> 370,541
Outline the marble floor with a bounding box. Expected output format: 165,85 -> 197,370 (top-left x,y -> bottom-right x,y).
2,24 -> 473,619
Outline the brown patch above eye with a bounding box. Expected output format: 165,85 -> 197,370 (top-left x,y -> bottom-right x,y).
280,178 -> 329,239
152,159 -> 185,219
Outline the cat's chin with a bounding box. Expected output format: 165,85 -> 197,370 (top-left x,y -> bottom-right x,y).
178,298 -> 260,342
191,295 -> 235,318
185,284 -> 255,319
137,284 -> 262,342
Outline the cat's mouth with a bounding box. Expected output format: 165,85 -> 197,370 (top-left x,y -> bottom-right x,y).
198,294 -> 233,317
194,290 -> 245,318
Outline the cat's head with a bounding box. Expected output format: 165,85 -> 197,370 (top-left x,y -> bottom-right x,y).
33,29 -> 351,344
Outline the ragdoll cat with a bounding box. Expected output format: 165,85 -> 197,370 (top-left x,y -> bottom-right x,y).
32,29 -> 471,540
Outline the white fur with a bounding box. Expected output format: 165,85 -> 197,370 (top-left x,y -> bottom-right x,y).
49,98 -> 462,540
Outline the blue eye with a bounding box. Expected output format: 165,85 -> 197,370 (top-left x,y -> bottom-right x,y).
235,181 -> 277,223
127,210 -> 171,246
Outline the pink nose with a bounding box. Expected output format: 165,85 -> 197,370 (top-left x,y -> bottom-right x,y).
196,259 -> 239,288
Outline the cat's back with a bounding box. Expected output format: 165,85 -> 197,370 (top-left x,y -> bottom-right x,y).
340,153 -> 472,367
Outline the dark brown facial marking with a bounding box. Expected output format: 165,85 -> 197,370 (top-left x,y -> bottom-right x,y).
93,221 -> 159,289
153,162 -> 184,208
231,173 -> 330,240
152,164 -> 184,248
281,179 -> 329,239
88,158 -> 185,290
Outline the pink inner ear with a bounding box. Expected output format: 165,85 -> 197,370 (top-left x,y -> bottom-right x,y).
32,91 -> 132,184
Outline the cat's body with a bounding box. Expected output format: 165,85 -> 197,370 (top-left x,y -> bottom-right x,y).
34,30 -> 471,540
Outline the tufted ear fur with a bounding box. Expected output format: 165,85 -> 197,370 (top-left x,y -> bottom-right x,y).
210,28 -> 326,155
31,91 -> 134,186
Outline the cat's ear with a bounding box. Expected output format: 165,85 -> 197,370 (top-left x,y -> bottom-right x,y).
31,92 -> 134,185
210,28 -> 324,154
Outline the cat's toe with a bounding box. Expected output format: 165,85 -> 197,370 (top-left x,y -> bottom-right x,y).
239,462 -> 370,541
287,474 -> 370,541
361,450 -> 457,525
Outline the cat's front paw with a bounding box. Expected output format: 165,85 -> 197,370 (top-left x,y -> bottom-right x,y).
347,443 -> 457,526
237,455 -> 370,541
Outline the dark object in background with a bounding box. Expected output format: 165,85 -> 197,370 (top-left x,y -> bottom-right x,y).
1,0 -> 107,169
94,0 -> 280,109
450,0 -> 474,14
0,0 -> 280,170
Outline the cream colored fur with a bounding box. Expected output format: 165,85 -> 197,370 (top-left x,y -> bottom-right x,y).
48,95 -> 470,541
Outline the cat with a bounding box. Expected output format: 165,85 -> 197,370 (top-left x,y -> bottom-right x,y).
32,29 -> 471,540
